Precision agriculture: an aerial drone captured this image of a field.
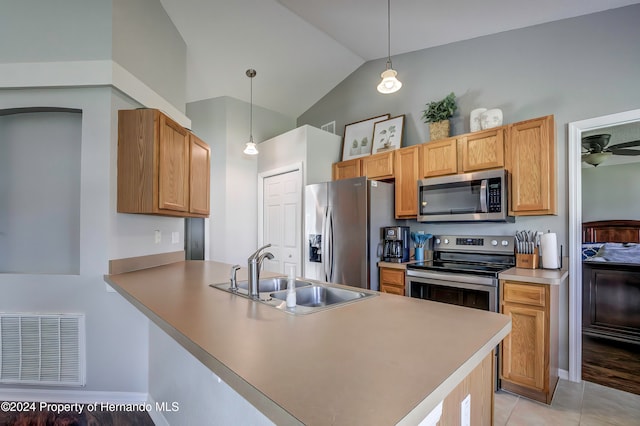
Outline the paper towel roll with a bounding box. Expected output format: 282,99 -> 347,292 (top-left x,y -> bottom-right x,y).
541,232 -> 559,269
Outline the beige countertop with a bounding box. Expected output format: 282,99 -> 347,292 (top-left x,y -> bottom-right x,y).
105,260 -> 510,425
499,263 -> 569,285
378,260 -> 414,270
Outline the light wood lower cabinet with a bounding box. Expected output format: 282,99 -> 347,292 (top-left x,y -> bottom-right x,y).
379,267 -> 405,296
500,280 -> 558,404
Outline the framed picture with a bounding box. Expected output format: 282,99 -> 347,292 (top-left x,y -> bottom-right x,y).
372,115 -> 405,154
341,114 -> 390,161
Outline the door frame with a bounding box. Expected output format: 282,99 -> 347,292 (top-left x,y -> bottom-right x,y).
257,162 -> 304,272
567,108 -> 640,383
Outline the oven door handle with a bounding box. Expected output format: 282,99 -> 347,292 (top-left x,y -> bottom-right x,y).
479,179 -> 488,213
406,269 -> 495,287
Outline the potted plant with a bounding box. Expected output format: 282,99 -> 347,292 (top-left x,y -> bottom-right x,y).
422,92 -> 457,141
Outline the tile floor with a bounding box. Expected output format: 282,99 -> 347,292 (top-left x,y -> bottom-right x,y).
494,380 -> 640,425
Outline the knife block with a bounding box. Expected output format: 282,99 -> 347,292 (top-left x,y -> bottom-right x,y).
516,248 -> 539,269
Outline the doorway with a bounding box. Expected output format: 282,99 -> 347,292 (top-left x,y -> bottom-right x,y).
258,164 -> 303,276
185,218 -> 205,260
568,108 -> 640,384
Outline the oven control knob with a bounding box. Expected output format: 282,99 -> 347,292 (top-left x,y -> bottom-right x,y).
435,238 -> 441,245
443,239 -> 449,245
491,240 -> 498,246
501,240 -> 509,246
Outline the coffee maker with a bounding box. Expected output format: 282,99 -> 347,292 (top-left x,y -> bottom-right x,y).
382,226 -> 410,263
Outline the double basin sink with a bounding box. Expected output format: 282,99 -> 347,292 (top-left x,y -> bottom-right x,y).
210,277 -> 376,315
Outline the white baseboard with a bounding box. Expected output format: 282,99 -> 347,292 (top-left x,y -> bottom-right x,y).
558,368 -> 570,381
146,395 -> 170,426
0,388 -> 147,404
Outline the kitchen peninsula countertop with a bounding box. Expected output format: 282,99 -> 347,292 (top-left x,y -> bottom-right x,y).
105,260 -> 511,425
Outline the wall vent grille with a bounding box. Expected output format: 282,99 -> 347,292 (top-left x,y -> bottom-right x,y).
321,121 -> 336,134
0,314 -> 85,386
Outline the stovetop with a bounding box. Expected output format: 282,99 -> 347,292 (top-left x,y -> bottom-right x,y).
406,234 -> 516,278
407,260 -> 512,278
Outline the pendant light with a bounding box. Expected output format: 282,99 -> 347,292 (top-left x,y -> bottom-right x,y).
377,0 -> 402,94
243,68 -> 259,155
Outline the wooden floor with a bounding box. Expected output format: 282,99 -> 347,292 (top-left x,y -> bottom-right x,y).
0,402 -> 155,426
582,334 -> 640,396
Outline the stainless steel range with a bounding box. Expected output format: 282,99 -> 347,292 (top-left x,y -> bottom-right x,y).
405,235 -> 515,312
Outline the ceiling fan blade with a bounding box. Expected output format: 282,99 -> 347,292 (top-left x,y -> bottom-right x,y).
608,139 -> 640,149
609,148 -> 640,156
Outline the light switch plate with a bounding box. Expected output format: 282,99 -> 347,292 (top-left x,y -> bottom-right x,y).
172,231 -> 179,244
155,230 -> 161,244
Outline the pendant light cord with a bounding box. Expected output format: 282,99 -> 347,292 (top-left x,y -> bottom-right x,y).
386,0 -> 391,67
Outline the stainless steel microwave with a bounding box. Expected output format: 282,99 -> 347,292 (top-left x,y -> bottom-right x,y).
417,169 -> 513,223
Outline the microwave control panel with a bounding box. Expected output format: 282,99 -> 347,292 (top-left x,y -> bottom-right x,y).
488,180 -> 502,212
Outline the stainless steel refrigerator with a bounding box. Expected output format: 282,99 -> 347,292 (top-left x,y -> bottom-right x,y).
304,176 -> 395,291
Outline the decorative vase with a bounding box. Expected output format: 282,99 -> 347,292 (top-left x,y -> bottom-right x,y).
415,247 -> 424,261
480,109 -> 503,130
429,120 -> 450,141
470,108 -> 487,132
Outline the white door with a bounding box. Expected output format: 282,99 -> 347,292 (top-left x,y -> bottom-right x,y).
263,169 -> 302,276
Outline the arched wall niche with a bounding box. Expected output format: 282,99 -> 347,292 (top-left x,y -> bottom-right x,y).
0,107 -> 82,274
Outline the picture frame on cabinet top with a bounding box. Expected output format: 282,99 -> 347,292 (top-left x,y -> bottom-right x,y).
342,114 -> 390,161
372,115 -> 405,154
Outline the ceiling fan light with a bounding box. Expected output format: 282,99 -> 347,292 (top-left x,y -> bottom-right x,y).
377,68 -> 402,94
243,140 -> 258,155
582,151 -> 612,166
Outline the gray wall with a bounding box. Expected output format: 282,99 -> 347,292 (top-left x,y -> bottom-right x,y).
112,0 -> 187,111
0,0 -> 189,397
297,4 -> 640,373
0,87 -> 150,393
187,96 -> 295,265
0,0 -> 112,63
582,162 -> 640,222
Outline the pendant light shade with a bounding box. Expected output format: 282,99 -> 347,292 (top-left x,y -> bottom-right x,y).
243,68 -> 258,155
377,0 -> 401,94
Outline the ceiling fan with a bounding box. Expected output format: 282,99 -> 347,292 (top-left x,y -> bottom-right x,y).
581,134 -> 640,166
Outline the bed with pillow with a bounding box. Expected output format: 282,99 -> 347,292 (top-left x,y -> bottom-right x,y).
582,220 -> 640,344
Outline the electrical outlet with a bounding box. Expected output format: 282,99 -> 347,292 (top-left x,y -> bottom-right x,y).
172,231 -> 179,244
461,394 -> 470,426
154,230 -> 161,244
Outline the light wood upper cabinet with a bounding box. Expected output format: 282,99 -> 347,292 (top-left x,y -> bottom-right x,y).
362,151 -> 394,179
461,127 -> 505,172
332,158 -> 361,180
189,134 -> 211,216
117,109 -> 211,218
506,115 -> 556,215
157,114 -> 190,212
394,145 -> 420,219
500,280 -> 559,404
419,137 -> 458,178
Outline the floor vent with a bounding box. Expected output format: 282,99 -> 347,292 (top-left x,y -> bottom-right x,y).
0,314 -> 85,386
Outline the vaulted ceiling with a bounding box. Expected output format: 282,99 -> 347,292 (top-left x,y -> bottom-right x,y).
159,0 -> 640,118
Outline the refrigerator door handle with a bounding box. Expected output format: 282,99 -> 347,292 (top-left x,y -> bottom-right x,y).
321,206 -> 329,281
325,206 -> 334,282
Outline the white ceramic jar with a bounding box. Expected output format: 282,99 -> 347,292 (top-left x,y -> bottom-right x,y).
470,108 -> 487,132
480,108 -> 503,129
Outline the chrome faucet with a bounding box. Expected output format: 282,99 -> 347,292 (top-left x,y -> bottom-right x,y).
229,264 -> 241,291
247,244 -> 274,298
